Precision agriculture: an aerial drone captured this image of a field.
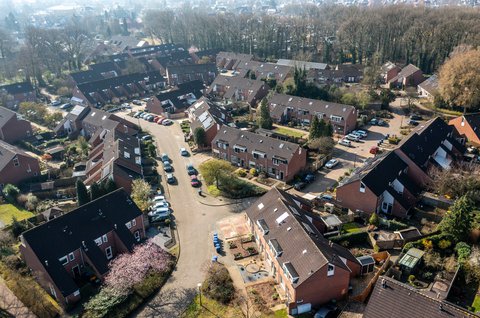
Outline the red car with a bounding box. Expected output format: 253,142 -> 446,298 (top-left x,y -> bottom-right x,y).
157,117 -> 166,124
190,175 -> 201,187
154,116 -> 163,123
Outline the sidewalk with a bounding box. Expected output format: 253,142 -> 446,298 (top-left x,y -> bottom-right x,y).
0,278 -> 36,318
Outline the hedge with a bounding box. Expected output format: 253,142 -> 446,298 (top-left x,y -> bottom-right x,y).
330,231 -> 369,246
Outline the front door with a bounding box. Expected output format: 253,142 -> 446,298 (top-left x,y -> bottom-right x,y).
72,265 -> 81,279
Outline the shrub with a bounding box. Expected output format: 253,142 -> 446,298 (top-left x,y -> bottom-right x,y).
84,288 -> 128,318
438,239 -> 452,250
330,231 -> 368,246
422,271 -> 434,281
388,136 -> 401,144
202,263 -> 235,304
25,193 -> 39,211
455,242 -> 472,263
133,270 -> 166,299
207,184 -> 221,197
408,275 -> 416,284
237,169 -> 247,177
386,219 -> 409,231
369,213 -> 380,226
2,184 -> 19,203
422,239 -> 433,250
249,168 -> 258,177
10,217 -> 27,238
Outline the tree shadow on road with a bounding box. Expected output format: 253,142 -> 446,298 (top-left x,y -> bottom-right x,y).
136,287 -> 197,318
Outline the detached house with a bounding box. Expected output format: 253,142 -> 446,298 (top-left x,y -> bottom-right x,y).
20,189 -> 146,306
246,188 -> 361,315
84,130 -> 142,193
0,81 -> 36,108
186,97 -> 231,147
216,52 -> 253,70
336,118 -> 465,217
267,93 -> 357,135
0,140 -> 40,186
388,64 -> 424,88
212,126 -> 306,182
0,107 -> 33,143
380,61 -> 401,83
449,114 -> 480,147
417,75 -> 439,100
207,75 -> 270,106
146,80 -> 205,115
166,63 -> 217,86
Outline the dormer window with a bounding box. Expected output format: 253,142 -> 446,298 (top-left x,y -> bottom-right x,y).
268,239 -> 283,257
327,264 -> 335,276
256,219 -> 269,235
283,262 -> 299,283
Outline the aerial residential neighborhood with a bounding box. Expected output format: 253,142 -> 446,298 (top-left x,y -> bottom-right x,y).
0,1 -> 479,318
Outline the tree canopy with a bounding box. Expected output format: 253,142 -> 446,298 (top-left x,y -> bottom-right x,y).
439,196 -> 474,242
256,98 -> 273,130
76,179 -> 90,206
198,159 -> 235,189
439,48 -> 480,112
131,179 -> 151,212
193,127 -> 208,147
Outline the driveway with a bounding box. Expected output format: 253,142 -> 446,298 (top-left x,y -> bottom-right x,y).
290,110 -> 410,197
119,114 -> 250,317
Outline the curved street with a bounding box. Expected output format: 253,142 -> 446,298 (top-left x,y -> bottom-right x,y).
121,114 -> 248,317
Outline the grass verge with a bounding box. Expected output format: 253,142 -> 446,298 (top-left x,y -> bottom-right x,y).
0,204 -> 34,225
273,126 -> 306,138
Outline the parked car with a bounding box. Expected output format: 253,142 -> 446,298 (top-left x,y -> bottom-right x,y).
161,153 -> 169,162
346,134 -> 360,142
152,195 -> 166,202
314,304 -> 338,318
186,163 -> 197,175
162,119 -> 173,126
166,173 -> 175,184
408,119 -> 419,126
370,146 -> 379,155
369,118 -> 378,125
148,207 -> 171,217
338,139 -> 352,147
190,175 -> 201,187
60,103 -> 72,110
180,148 -> 189,156
149,210 -> 171,223
377,119 -> 387,126
317,193 -> 333,202
353,130 -> 368,138
141,113 -> 150,119
133,111 -> 142,118
51,100 -> 62,106
141,135 -> 152,141
163,161 -> 173,172
146,115 -> 155,122
132,99 -> 142,105
294,182 -> 306,191
325,159 -> 339,169
304,173 -> 316,183
151,201 -> 170,210
410,114 -> 423,121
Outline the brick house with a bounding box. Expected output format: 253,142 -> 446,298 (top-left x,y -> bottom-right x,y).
246,188 -> 361,315
388,64 -> 425,88
364,276 -> 476,318
84,130 -> 142,193
336,151 -> 421,218
336,118 -> 465,217
211,126 -> 306,182
165,63 -> 217,86
216,52 -> 253,70
267,93 -> 357,135
235,60 -> 292,83
417,75 -> 439,100
206,75 -> 270,107
308,64 -> 363,86
146,80 -> 206,115
449,114 -> 480,146
186,97 -> 231,147
0,107 -> 33,143
0,140 -> 40,186
150,51 -> 195,76
0,81 -> 36,108
380,61 -> 401,83
19,189 -> 146,307
72,71 -> 165,107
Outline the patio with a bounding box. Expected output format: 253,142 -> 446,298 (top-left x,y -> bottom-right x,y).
217,214 -> 251,240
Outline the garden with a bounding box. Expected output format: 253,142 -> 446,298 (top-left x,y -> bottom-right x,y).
227,235 -> 259,260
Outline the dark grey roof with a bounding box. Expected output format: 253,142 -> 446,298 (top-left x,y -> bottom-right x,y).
154,80 -> 205,110
21,189 -> 142,297
245,188 -> 360,287
339,151 -> 408,196
418,74 -> 439,96
213,126 -> 303,161
188,97 -> 230,131
166,63 -> 217,76
0,107 -> 16,127
399,117 -> 464,169
207,75 -> 268,104
0,81 -> 34,95
89,61 -> 121,74
268,93 -> 356,121
0,139 -> 34,170
70,70 -> 105,84
364,276 -> 478,318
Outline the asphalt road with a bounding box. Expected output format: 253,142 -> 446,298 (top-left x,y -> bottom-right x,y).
121,115 -> 242,317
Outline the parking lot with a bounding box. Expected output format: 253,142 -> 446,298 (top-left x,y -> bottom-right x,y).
290,110 -> 415,197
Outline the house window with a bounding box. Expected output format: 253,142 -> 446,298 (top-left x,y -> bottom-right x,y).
134,230 -> 141,241
59,256 -> 68,265
327,264 -> 335,276
105,246 -> 113,260
126,221 -> 132,229
330,115 -> 342,123
95,237 -> 102,246
68,252 -> 75,261
49,284 -> 57,299
360,182 -> 366,193
13,158 -> 19,167
132,219 -> 136,227
102,234 -> 108,243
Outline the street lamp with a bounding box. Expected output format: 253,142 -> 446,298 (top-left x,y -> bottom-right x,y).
197,283 -> 202,306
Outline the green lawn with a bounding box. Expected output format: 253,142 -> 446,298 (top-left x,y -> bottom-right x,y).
343,222 -> 361,233
471,295 -> 480,312
0,204 -> 34,225
273,126 -> 307,139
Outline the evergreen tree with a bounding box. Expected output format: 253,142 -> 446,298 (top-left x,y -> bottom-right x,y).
325,122 -> 334,137
256,98 -> 273,129
103,178 -> 117,194
318,118 -> 327,136
439,195 -> 474,242
76,179 -> 90,207
90,182 -> 102,201
309,116 -> 321,140
193,127 -> 207,147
